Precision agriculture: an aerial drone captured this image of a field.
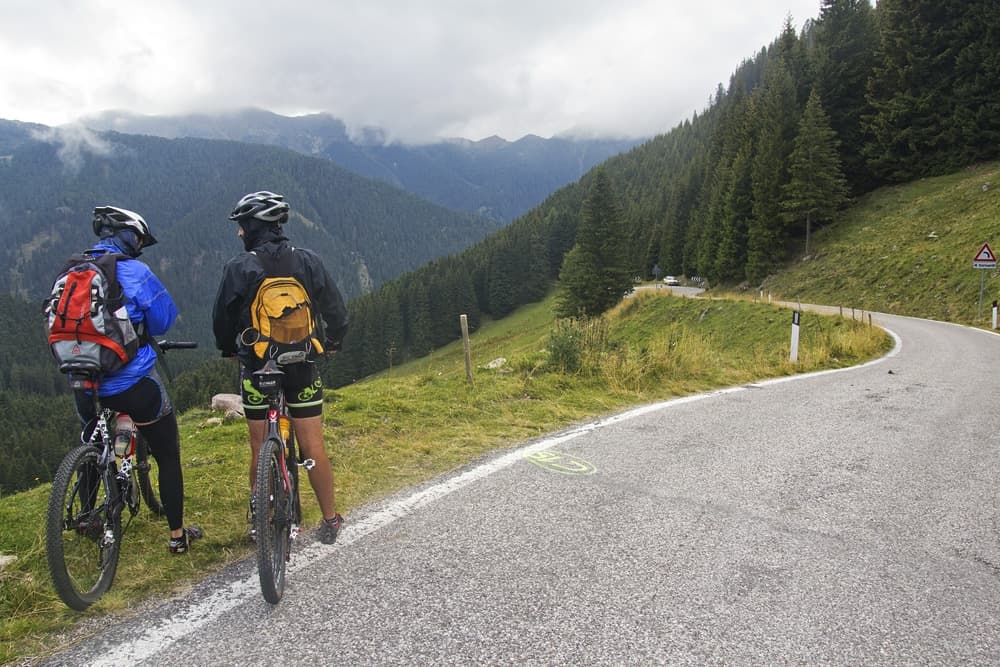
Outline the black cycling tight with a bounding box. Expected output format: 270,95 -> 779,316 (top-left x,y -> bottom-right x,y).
135,415 -> 184,531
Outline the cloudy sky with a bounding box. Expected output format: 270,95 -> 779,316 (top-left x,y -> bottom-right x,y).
0,1 -> 822,144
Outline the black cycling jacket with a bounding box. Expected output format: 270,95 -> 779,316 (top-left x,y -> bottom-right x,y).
212,239 -> 349,360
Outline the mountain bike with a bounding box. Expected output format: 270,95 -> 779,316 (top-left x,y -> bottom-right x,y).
252,357 -> 312,604
45,340 -> 197,611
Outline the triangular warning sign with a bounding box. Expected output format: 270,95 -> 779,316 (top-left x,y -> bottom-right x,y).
975,243 -> 996,262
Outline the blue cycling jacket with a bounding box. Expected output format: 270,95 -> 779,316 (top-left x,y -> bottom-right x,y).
88,240 -> 178,396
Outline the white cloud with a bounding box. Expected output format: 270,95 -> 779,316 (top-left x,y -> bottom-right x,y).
0,0 -> 823,143
29,124 -> 116,174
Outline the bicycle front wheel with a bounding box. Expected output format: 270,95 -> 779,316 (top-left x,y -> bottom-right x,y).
135,432 -> 164,517
254,437 -> 291,604
46,444 -> 122,611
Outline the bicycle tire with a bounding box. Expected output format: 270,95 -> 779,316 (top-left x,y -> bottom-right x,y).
46,444 -> 122,611
254,437 -> 290,604
135,432 -> 164,517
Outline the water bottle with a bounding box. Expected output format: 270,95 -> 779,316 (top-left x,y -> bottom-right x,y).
279,415 -> 291,442
114,414 -> 135,458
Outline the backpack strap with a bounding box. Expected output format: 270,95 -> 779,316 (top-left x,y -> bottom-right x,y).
250,245 -> 298,278
82,250 -> 151,348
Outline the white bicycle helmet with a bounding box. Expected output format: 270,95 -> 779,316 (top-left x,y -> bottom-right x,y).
229,191 -> 290,225
92,205 -> 157,246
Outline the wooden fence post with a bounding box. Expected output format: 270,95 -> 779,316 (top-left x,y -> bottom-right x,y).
460,314 -> 473,384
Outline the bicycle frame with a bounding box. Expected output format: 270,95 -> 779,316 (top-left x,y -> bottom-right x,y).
269,405 -> 300,540
256,364 -> 310,544
72,375 -> 141,529
252,359 -> 315,603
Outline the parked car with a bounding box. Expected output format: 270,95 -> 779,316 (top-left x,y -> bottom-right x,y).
663,275 -> 680,286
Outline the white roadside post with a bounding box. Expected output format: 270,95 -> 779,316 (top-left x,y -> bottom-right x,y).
790,310 -> 801,363
993,300 -> 998,330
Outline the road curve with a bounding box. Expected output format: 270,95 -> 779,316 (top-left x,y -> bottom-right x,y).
40,311 -> 999,666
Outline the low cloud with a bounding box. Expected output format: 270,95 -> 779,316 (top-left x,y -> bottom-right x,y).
29,123 -> 115,174
3,2 -> 822,144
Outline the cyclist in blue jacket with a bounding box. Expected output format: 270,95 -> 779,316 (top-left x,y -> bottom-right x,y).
74,206 -> 202,554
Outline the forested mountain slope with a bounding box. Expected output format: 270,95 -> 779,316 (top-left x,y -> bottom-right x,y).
0,126 -> 503,343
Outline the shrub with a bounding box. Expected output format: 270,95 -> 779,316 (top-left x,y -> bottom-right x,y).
546,319 -> 585,373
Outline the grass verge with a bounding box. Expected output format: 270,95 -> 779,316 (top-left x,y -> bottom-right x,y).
763,161 -> 1000,326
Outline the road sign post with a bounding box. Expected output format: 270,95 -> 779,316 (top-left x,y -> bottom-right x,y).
973,242 -> 997,319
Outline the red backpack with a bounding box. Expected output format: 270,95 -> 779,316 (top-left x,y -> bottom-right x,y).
44,252 -> 141,375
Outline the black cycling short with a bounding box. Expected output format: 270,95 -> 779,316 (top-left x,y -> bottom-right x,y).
81,369 -> 174,424
240,361 -> 324,420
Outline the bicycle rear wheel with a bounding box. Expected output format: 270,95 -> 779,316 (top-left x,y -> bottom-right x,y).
254,437 -> 290,604
46,444 -> 122,611
135,433 -> 164,517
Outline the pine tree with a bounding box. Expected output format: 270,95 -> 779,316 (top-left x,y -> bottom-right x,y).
715,144 -> 754,282
951,0 -> 1000,164
777,13 -> 813,108
691,80 -> 750,282
747,57 -> 799,284
555,246 -> 604,318
555,170 -> 630,318
522,229 -> 551,301
864,0 -> 1000,180
782,89 -> 849,256
811,0 -> 879,192
377,283 -> 405,370
451,266 -> 481,331
404,279 -> 433,357
486,246 -> 517,318
427,271 -> 457,347
697,158 -> 734,283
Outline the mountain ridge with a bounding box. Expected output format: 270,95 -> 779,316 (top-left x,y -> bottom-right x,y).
79,108 -> 642,221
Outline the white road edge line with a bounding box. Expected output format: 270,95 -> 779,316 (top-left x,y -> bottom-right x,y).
91,325 -> 901,666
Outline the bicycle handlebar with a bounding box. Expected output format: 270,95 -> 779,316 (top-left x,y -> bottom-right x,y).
157,341 -> 198,351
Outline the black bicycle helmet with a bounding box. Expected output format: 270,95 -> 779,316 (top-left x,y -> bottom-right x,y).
92,205 -> 157,247
228,191 -> 290,225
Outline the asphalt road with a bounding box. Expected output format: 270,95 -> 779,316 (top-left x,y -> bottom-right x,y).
39,311 -> 1000,666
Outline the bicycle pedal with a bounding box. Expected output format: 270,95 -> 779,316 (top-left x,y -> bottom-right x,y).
300,458 -> 316,470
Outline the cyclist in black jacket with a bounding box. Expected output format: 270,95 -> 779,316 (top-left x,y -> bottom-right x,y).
212,191 -> 349,544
